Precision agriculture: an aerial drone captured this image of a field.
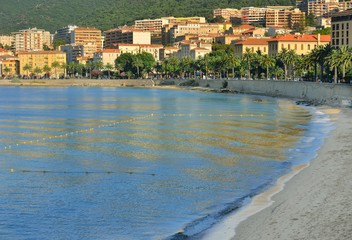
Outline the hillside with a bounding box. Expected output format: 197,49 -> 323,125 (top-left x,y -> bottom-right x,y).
0,0 -> 294,34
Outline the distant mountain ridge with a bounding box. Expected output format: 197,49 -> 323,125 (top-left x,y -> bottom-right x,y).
0,0 -> 294,34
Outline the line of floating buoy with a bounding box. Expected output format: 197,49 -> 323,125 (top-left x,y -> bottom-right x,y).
2,113 -> 157,151
2,112 -> 266,150
8,169 -> 156,176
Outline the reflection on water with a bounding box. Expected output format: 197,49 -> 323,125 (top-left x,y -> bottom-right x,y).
0,87 -> 323,240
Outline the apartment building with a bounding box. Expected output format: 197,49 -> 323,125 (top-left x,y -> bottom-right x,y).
53,25 -> 78,44
265,8 -> 305,30
331,9 -> 352,48
171,41 -> 212,60
163,22 -> 221,44
213,8 -> 242,23
134,18 -> 170,35
215,35 -> 242,44
70,28 -> 102,55
93,49 -> 120,66
233,38 -> 271,57
0,55 -> 19,76
104,28 -> 151,48
159,46 -> 179,60
17,51 -> 66,76
339,0 -> 352,11
241,7 -> 267,25
113,44 -> 163,61
11,28 -> 51,52
268,34 -> 331,56
60,44 -> 84,63
308,0 -> 339,17
0,35 -> 12,47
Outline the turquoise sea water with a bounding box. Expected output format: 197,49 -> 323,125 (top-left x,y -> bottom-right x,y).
0,87 -> 332,240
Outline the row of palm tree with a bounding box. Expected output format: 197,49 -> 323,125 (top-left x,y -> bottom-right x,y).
152,44 -> 352,83
21,60 -> 114,79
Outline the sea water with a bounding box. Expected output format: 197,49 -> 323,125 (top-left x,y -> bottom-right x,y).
0,87 -> 332,240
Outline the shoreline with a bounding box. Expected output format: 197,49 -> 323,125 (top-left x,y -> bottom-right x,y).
202,107 -> 352,240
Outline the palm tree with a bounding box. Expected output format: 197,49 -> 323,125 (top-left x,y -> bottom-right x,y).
326,49 -> 341,84
132,56 -> 143,78
260,54 -> 275,80
242,48 -> 255,80
277,48 -> 297,80
337,46 -> 352,81
42,65 -> 51,78
33,66 -> 42,79
227,52 -> 240,79
51,61 -> 61,79
86,62 -> 93,79
23,64 -> 32,78
105,63 -> 114,79
3,66 -> 11,79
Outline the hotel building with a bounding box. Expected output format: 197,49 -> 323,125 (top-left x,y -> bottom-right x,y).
53,25 -> 78,44
70,28 -> 102,56
104,28 -> 151,48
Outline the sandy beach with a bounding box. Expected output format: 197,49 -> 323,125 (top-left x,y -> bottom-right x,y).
203,107 -> 352,240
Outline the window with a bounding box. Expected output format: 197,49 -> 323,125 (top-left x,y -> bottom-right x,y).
295,44 -> 297,50
301,44 -> 303,50
288,44 -> 290,49
308,44 -> 310,50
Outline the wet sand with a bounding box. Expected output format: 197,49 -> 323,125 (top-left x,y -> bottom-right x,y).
203,107 -> 352,240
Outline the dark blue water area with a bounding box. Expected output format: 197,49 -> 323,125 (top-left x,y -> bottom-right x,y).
0,87 -> 332,240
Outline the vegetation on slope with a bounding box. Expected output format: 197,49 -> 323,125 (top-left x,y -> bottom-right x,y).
0,0 -> 294,34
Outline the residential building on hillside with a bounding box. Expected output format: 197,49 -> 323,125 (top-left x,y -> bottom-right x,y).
241,7 -> 267,25
134,18 -> 170,35
331,9 -> 352,47
53,25 -> 78,44
11,28 -> 51,52
265,8 -> 305,30
171,41 -> 212,60
104,28 -> 151,48
113,44 -> 163,61
339,0 -> 352,11
213,8 -> 242,23
232,38 -> 271,57
70,28 -> 102,55
0,55 -> 19,76
215,35 -> 242,44
0,35 -> 12,47
268,34 -> 331,56
162,22 -> 222,44
17,51 -> 66,77
93,49 -> 120,66
159,46 -> 179,60
298,0 -> 339,17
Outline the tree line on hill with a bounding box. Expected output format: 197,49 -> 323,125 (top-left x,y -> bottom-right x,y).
0,0 -> 294,33
8,43 -> 352,84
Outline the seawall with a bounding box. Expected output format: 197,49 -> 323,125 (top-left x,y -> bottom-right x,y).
167,79 -> 352,107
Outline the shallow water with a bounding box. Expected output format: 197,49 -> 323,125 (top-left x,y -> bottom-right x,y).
0,87 -> 331,239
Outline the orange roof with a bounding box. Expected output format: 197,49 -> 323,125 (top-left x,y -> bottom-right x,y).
269,34 -> 331,42
0,48 -> 10,52
235,38 -> 271,45
100,49 -> 120,53
237,24 -> 255,29
17,51 -> 65,55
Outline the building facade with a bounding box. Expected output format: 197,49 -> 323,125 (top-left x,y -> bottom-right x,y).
213,8 -> 242,23
233,38 -> 271,57
0,35 -> 12,47
268,34 -> 331,56
60,44 -> 84,63
331,9 -> 352,48
11,28 -> 51,52
0,55 -> 19,77
17,51 -> 66,77
70,28 -> 102,55
53,25 -> 78,44
93,49 -> 120,67
104,28 -> 151,48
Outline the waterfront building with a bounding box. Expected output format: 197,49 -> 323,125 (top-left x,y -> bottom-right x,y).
70,28 -> 102,54
0,35 -> 12,47
17,51 -> 66,77
268,34 -> 331,56
53,25 -> 78,44
104,27 -> 151,48
159,46 -> 179,60
11,28 -> 51,52
233,38 -> 271,57
0,55 -> 19,76
93,49 -> 120,67
331,9 -> 352,47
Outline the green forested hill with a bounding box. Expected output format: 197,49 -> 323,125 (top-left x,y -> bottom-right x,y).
0,0 -> 294,34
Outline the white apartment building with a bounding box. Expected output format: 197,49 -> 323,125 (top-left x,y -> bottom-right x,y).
11,28 -> 51,52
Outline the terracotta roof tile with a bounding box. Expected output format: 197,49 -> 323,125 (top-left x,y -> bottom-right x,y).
268,34 -> 330,42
